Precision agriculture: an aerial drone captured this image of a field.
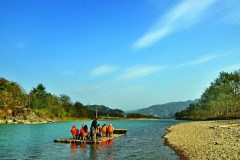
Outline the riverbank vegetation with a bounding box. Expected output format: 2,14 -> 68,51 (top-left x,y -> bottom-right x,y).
0,77 -> 158,122
126,113 -> 160,119
176,70 -> 240,120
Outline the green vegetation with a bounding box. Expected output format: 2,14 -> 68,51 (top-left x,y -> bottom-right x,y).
0,77 -> 167,121
176,70 -> 240,120
88,105 -> 126,117
0,78 -> 27,109
0,77 -> 122,120
0,77 -> 158,121
127,113 -> 159,119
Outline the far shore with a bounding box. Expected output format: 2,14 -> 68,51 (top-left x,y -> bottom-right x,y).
52,117 -> 160,122
164,120 -> 240,160
0,117 -> 160,124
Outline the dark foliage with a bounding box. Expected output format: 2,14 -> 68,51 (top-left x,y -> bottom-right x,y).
176,70 -> 240,120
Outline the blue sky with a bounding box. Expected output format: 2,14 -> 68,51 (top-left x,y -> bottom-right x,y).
1,0 -> 240,110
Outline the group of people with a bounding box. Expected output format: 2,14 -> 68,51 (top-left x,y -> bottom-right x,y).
70,118 -> 115,141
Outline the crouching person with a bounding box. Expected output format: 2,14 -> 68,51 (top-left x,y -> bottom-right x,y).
80,125 -> 88,141
101,124 -> 107,137
96,124 -> 101,139
70,125 -> 78,139
107,124 -> 114,137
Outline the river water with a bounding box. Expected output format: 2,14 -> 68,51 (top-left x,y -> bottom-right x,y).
0,119 -> 181,160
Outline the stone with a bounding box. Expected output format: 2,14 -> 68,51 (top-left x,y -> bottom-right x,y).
7,109 -> 12,115
6,119 -> 13,123
0,119 -> 6,123
2,106 -> 51,124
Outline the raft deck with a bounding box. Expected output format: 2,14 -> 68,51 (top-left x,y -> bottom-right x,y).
113,129 -> 127,134
54,134 -> 125,144
54,129 -> 127,144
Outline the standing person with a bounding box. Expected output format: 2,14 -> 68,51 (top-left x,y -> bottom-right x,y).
90,118 -> 98,143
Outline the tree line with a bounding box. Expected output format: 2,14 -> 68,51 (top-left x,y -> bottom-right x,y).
0,78 -> 120,120
0,77 -> 157,120
127,113 -> 160,119
176,70 -> 240,120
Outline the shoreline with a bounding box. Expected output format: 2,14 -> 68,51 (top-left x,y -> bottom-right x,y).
164,120 -> 240,160
0,117 -> 160,124
45,117 -> 160,122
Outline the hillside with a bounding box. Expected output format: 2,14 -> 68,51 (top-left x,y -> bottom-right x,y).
87,105 -> 126,117
129,100 -> 198,118
1,77 -> 158,123
0,77 -> 118,123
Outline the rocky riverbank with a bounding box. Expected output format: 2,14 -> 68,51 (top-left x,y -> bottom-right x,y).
0,106 -> 52,124
164,120 -> 240,160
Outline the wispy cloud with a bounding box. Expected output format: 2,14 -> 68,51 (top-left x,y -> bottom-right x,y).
118,65 -> 165,80
176,54 -> 217,68
133,0 -> 217,49
91,65 -> 118,77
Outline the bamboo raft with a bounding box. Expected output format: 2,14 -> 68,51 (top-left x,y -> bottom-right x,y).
54,129 -> 127,144
113,129 -> 127,134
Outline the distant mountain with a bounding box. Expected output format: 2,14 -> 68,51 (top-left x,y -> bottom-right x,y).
87,105 -> 126,117
128,100 -> 198,118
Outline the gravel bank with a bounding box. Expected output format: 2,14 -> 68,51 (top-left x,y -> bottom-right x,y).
164,120 -> 240,160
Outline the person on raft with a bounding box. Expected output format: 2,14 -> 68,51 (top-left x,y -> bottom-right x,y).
79,124 -> 88,140
101,124 -> 107,137
107,124 -> 114,137
70,125 -> 79,139
96,124 -> 101,139
90,118 -> 98,142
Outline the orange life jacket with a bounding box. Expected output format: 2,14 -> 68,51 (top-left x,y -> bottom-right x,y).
102,125 -> 107,134
80,127 -> 85,135
96,127 -> 100,134
107,125 -> 113,134
71,126 -> 78,136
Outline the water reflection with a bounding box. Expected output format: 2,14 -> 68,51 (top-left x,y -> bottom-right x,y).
80,143 -> 87,159
106,139 -> 114,160
108,139 -> 113,146
101,140 -> 107,147
89,144 -> 99,159
70,143 -> 77,153
69,140 -> 115,160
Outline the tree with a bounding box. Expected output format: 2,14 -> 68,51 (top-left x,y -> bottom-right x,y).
0,78 -> 27,109
29,84 -> 49,109
176,70 -> 240,120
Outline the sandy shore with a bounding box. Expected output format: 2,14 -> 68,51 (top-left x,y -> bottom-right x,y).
164,120 -> 240,160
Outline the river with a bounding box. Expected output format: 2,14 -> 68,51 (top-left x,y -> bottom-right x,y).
0,119 -> 181,160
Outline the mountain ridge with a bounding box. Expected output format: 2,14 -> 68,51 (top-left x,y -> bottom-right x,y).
128,100 -> 198,118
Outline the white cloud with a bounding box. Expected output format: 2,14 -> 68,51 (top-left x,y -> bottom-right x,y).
177,54 -> 217,68
118,65 -> 165,80
91,65 -> 118,77
133,0 -> 217,49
